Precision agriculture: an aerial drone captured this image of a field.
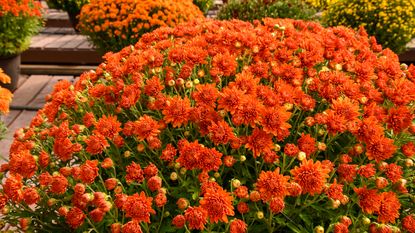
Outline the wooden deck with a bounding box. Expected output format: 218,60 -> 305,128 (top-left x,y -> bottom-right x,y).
0,75 -> 77,160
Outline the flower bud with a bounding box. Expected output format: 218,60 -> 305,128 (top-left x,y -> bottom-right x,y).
193,79 -> 200,85
256,211 -> 264,219
176,198 -> 189,210
170,172 -> 178,181
274,144 -> 281,152
209,177 -> 216,182
197,70 -> 205,78
232,179 -> 241,188
214,172 -> 220,178
137,144 -> 145,152
168,80 -> 175,87
164,211 -> 170,217
240,155 -> 246,162
185,81 -> 193,89
362,217 -> 371,225
297,151 -> 306,161
331,199 -> 341,209
176,78 -> 184,86
174,163 -> 181,169
405,159 -> 413,167
314,226 -> 324,233
283,103 -> 293,111
180,167 -> 187,175
47,198 -> 57,207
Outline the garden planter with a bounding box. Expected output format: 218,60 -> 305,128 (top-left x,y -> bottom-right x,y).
68,11 -> 80,32
0,54 -> 20,91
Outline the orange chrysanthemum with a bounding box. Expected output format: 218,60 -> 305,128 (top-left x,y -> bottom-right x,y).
290,159 -> 330,195
354,186 -> 381,214
184,206 -> 208,230
8,150 -> 37,178
259,106 -> 291,141
256,168 -> 289,201
85,134 -> 110,155
200,188 -> 234,223
94,115 -> 121,139
377,191 -> 401,223
123,192 -> 156,223
230,219 -> 247,233
134,115 -> 160,141
325,179 -> 344,201
162,96 -> 192,128
192,83 -> 219,107
245,128 -> 274,157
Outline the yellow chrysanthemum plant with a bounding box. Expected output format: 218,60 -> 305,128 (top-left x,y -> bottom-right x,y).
322,0 -> 415,54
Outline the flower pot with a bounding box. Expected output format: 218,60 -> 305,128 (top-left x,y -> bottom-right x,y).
0,54 -> 20,91
67,11 -> 80,32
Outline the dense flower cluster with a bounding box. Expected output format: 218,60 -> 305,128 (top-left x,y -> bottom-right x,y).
0,0 -> 43,56
78,0 -> 203,52
0,18 -> 414,232
217,0 -> 316,22
322,0 -> 415,54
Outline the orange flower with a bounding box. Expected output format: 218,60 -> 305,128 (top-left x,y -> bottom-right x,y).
230,219 -> 247,233
184,206 -> 208,230
208,120 -> 236,145
3,174 -> 23,202
8,150 -> 37,178
65,207 -> 86,229
134,115 -> 160,141
245,128 -> 274,157
269,197 -> 285,214
160,144 -> 177,162
402,215 -> 415,233
297,133 -> 317,157
50,174 -> 68,194
200,188 -> 234,223
290,159 -> 330,195
354,186 -> 381,214
232,97 -> 262,127
259,106 -> 291,141
94,115 -> 121,139
385,163 -> 402,183
22,187 -> 40,205
377,191 -> 401,223
0,87 -> 12,114
192,83 -> 219,107
125,162 -> 144,183
387,106 -> 413,133
325,179 -> 344,201
218,86 -> 245,114
85,134 -> 110,155
122,220 -> 143,233
123,192 -> 155,223
162,96 -> 192,128
256,168 -> 289,201
176,140 -> 223,172
172,215 -> 185,228
365,136 -> 397,162
80,160 -> 99,184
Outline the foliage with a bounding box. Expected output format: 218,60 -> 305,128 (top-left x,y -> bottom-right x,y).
0,69 -> 13,159
217,0 -> 316,21
46,0 -> 89,14
193,0 -> 214,14
0,0 -> 43,57
78,0 -> 204,53
0,18 -> 415,233
322,0 -> 415,54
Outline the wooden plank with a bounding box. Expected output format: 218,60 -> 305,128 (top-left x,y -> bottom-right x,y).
44,34 -> 78,49
22,49 -> 102,65
30,34 -> 63,49
28,75 -> 74,108
0,111 -> 37,159
42,27 -> 61,34
29,34 -> 49,45
11,75 -> 53,106
76,40 -> 95,50
3,110 -> 21,127
60,35 -> 87,49
17,75 -> 29,89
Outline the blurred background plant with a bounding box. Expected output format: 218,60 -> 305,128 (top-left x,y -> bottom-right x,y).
0,0 -> 44,57
217,0 -> 317,22
193,0 -> 215,14
46,0 -> 90,30
322,0 -> 415,54
78,0 -> 204,53
303,0 -> 335,10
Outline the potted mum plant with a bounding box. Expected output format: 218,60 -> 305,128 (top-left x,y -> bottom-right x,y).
0,18 -> 414,233
78,0 -> 203,53
0,0 -> 43,91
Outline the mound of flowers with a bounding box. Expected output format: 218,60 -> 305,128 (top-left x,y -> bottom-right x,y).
322,0 -> 415,54
78,0 -> 204,53
0,18 -> 414,233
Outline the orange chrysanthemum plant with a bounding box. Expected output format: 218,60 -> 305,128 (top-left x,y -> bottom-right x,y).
77,0 -> 204,53
0,18 -> 415,233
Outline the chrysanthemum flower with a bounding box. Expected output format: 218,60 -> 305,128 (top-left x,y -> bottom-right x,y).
123,192 -> 155,223
256,168 -> 289,201
291,159 -> 330,195
184,206 -> 208,230
200,188 -> 234,223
